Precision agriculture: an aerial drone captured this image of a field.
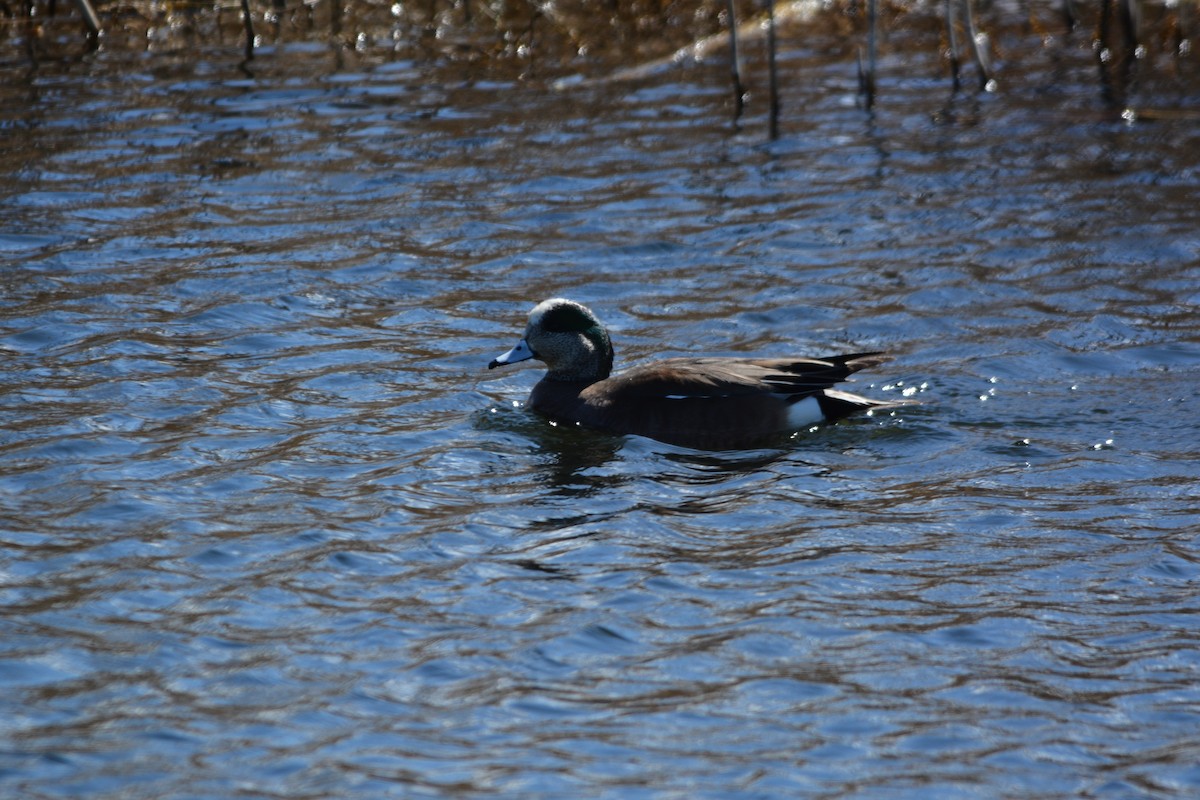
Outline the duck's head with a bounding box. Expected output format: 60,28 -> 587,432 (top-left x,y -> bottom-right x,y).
488,298 -> 614,382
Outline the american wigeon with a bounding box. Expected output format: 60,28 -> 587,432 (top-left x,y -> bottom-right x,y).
489,298 -> 902,449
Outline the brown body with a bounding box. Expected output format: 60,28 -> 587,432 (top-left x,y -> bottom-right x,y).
528,355 -> 890,449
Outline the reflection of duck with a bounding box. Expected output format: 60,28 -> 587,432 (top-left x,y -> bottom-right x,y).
489,298 -> 904,450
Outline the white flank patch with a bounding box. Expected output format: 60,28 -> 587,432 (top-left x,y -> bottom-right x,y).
786,396 -> 825,428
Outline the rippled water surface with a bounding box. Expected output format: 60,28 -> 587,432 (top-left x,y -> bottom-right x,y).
3,8 -> 1200,798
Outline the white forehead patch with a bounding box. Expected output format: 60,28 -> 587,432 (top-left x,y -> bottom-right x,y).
527,297 -> 572,327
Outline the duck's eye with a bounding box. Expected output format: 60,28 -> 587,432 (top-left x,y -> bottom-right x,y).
541,305 -> 594,333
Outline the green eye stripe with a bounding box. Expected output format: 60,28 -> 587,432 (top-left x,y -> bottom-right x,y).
540,304 -> 594,333
581,326 -> 608,353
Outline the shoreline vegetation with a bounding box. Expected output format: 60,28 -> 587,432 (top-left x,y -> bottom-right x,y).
3,0 -> 1196,121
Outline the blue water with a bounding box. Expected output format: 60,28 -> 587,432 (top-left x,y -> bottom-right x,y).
2,8 -> 1200,798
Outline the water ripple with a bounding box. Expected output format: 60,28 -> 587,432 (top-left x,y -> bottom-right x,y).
2,18 -> 1200,799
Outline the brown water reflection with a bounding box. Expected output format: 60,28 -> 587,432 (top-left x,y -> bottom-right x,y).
3,2 -> 1200,798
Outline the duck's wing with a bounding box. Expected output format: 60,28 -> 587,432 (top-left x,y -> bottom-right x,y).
583,353 -> 887,403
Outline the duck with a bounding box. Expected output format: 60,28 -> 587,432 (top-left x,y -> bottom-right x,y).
488,298 -> 903,449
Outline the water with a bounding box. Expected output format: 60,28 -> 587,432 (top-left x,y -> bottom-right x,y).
2,6 -> 1200,798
